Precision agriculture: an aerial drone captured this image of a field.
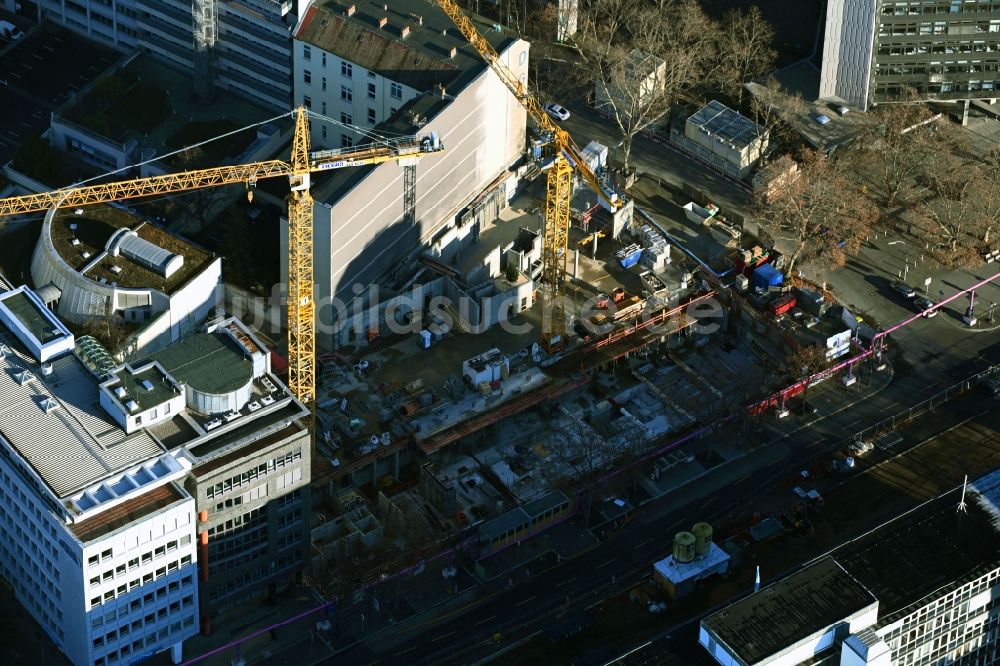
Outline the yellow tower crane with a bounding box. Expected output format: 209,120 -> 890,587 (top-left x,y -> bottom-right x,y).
0,107 -> 444,428
435,0 -> 620,352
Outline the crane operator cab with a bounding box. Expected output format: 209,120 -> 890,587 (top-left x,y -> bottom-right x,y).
420,132 -> 443,153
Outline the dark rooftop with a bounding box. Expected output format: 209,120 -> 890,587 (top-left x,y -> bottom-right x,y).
480,507 -> 529,542
0,289 -> 65,344
702,557 -> 877,665
297,0 -> 463,92
108,364 -> 178,412
193,420 -> 306,477
70,483 -> 186,543
835,483 -> 1000,625
189,401 -> 308,466
0,24 -> 119,165
143,330 -> 253,397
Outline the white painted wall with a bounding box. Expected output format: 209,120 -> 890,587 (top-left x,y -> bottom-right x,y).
819,0 -> 877,110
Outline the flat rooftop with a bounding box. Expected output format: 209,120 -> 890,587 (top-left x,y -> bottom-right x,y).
51,206 -> 214,295
0,329 -> 164,498
0,289 -> 65,344
139,329 -> 253,397
687,100 -> 765,150
107,364 -> 178,412
0,24 -> 118,166
69,482 -> 187,543
834,479 -> 1000,625
702,557 -> 877,665
57,55 -> 273,168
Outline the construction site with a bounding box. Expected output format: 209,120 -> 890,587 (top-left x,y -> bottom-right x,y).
7,1 -> 985,665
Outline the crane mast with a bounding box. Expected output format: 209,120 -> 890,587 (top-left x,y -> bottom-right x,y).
0,108 -> 444,438
434,0 -> 617,352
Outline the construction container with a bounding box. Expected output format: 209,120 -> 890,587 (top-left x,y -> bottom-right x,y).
419,330 -> 432,349
673,531 -> 696,563
616,244 -> 643,269
752,264 -> 783,289
796,287 -> 826,315
770,294 -> 797,317
692,522 -> 713,556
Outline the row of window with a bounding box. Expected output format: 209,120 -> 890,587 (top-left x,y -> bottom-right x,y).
89,557 -> 192,608
206,449 -> 302,499
89,537 -> 191,587
92,613 -> 195,666
883,2 -> 1000,17
213,482 -> 268,513
207,551 -> 303,602
93,595 -> 193,648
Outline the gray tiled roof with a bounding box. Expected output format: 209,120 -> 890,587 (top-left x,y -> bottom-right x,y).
0,332 -> 163,498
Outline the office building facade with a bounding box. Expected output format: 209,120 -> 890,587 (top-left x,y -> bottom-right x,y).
822,0 -> 1000,112
15,0 -> 294,110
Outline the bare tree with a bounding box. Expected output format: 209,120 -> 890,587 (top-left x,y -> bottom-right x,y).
848,96 -> 944,207
909,154 -> 985,269
574,0 -> 718,171
717,6 -> 777,104
753,150 -> 879,276
748,77 -> 800,159
974,149 -> 1000,247
784,344 -> 828,414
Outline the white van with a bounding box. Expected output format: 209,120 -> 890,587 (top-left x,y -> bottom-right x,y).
0,20 -> 24,41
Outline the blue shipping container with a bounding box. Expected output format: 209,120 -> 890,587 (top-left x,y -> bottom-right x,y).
752,264 -> 783,289
617,247 -> 643,269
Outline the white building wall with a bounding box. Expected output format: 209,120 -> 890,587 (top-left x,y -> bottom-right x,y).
287,39 -> 529,350
819,0 -> 877,110
79,495 -> 198,666
0,446 -> 74,659
293,39 -> 420,150
167,258 -> 222,343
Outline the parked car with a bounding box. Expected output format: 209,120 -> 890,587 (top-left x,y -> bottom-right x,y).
891,280 -> 916,298
914,296 -> 937,317
543,103 -> 570,121
0,20 -> 23,40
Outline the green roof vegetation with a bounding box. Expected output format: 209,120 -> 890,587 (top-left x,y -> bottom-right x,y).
65,71 -> 171,142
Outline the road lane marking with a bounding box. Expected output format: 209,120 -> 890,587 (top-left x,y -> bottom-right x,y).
556,577 -> 576,588
515,595 -> 536,607
475,615 -> 496,626
597,559 -> 616,569
637,538 -> 654,548
431,630 -> 456,642
394,646 -> 416,656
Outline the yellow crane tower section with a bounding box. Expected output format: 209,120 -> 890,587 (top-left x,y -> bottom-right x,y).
435,0 -> 619,352
0,107 -> 444,424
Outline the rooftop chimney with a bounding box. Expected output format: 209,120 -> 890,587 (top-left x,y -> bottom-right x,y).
346,3 -> 356,16
378,16 -> 388,28
401,25 -> 411,38
437,83 -> 447,99
449,46 -> 457,59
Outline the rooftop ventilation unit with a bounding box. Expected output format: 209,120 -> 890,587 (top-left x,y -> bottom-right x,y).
15,369 -> 35,385
40,397 -> 59,414
74,209 -> 84,216
141,379 -> 154,392
110,265 -> 123,275
71,238 -> 81,246
40,363 -> 53,376
114,386 -> 127,399
81,251 -> 91,259
126,400 -> 139,412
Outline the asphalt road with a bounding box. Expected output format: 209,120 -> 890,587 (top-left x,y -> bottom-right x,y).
557,104 -> 752,218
